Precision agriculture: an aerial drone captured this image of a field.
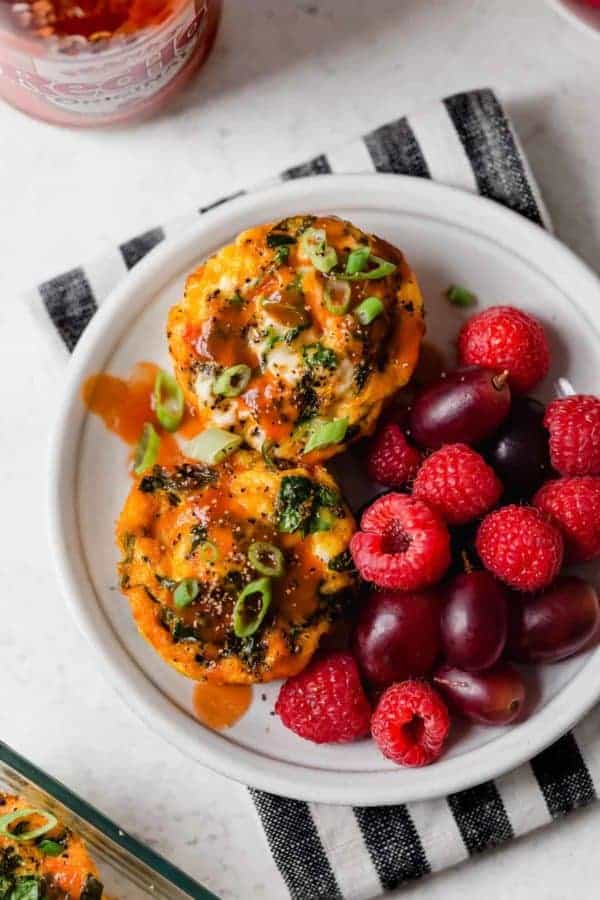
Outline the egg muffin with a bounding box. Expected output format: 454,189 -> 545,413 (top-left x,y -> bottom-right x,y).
167,214 -> 424,464
0,794 -> 104,898
116,449 -> 356,684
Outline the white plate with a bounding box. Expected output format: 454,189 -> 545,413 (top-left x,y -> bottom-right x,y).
547,0 -> 600,36
49,175 -> 600,806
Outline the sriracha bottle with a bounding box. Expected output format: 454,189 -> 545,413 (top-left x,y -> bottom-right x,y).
0,0 -> 221,125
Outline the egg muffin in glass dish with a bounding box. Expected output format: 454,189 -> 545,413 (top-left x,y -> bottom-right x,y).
167,214 -> 425,464
116,448 -> 356,684
0,794 -> 104,898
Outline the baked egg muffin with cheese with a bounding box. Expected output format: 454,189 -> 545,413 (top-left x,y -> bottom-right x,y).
116,449 -> 356,684
0,794 -> 104,899
167,215 -> 425,464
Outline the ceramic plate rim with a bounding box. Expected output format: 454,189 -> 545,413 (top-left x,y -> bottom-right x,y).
48,174 -> 600,806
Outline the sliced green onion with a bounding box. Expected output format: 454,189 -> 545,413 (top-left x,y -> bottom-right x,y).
355,296 -> 384,325
154,370 -> 184,432
345,246 -> 370,275
233,577 -> 272,638
38,839 -> 65,856
310,507 -> 336,533
248,542 -> 285,577
342,254 -> 396,281
304,417 -> 349,454
197,540 -> 219,563
300,227 -> 338,274
213,364 -> 252,398
315,246 -> 338,273
0,808 -> 57,842
133,423 -> 160,475
300,227 -> 325,252
184,428 -> 242,465
174,578 -> 199,609
323,278 -> 351,315
364,255 -> 396,278
446,284 -> 477,307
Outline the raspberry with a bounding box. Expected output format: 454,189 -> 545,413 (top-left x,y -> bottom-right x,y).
371,681 -> 450,767
350,493 -> 451,590
366,421 -> 421,487
458,305 -> 550,394
274,652 -> 371,744
413,443 -> 503,524
533,477 -> 600,563
476,505 -> 563,592
544,395 -> 600,476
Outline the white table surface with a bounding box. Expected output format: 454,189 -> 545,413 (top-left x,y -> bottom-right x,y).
2,0 -> 600,897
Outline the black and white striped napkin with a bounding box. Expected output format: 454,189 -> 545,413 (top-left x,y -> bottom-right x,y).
30,88 -> 599,900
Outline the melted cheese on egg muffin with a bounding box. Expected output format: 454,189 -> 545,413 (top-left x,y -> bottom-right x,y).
116,449 -> 356,684
167,215 -> 424,464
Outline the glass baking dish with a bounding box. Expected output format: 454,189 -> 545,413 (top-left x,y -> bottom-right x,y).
0,740 -> 218,899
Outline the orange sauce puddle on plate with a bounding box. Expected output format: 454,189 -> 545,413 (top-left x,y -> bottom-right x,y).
82,361 -> 204,465
192,682 -> 252,730
82,361 -> 158,444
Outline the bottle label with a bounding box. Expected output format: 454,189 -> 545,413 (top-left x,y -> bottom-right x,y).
0,1 -> 208,116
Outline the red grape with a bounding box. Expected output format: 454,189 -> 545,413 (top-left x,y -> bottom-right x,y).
434,663 -> 525,725
440,571 -> 509,671
485,397 -> 551,498
409,367 -> 511,449
353,589 -> 441,686
506,576 -> 599,663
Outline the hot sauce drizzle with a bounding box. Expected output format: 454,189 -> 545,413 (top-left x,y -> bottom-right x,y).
82,360 -> 202,465
82,362 -> 158,444
192,682 -> 252,730
194,309 -> 258,369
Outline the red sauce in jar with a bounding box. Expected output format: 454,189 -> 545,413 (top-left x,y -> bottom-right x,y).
0,0 -> 221,125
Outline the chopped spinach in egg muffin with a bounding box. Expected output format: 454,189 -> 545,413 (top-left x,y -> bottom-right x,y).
167,215 -> 424,463
116,449 -> 356,684
0,794 -> 103,899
